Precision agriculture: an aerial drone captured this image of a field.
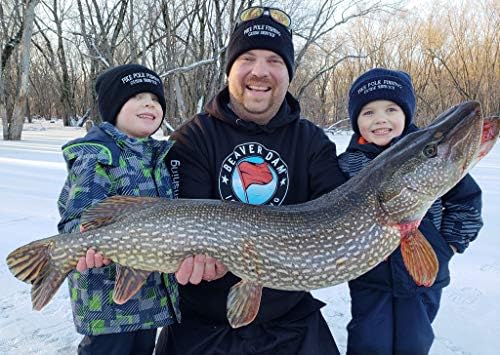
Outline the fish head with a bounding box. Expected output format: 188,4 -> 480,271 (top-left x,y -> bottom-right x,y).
373,101 -> 498,224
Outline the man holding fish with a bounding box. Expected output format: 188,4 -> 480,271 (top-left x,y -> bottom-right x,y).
155,5 -> 346,355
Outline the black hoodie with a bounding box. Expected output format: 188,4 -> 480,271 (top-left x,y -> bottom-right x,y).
166,87 -> 346,324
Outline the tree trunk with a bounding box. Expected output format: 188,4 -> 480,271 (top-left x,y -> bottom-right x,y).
6,0 -> 38,140
0,68 -> 7,138
0,46 -> 6,138
1,20 -> 24,139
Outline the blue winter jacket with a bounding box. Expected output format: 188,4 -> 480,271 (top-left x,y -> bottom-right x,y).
57,122 -> 181,335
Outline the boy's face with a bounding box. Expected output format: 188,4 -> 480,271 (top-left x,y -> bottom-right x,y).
357,99 -> 406,146
228,49 -> 289,125
115,92 -> 163,138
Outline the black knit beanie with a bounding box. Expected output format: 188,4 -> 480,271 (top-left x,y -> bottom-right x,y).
348,68 -> 416,135
95,64 -> 166,125
225,14 -> 294,81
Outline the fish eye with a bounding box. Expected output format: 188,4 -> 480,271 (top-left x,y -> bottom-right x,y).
423,143 -> 437,158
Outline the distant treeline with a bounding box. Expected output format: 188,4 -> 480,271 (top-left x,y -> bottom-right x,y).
1,0 -> 498,139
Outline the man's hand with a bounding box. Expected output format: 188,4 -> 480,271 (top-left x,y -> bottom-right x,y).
175,254 -> 228,285
76,248 -> 112,272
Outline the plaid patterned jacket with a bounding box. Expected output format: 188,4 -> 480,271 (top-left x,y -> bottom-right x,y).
57,122 -> 180,335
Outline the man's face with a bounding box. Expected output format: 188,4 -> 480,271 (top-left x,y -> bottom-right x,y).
228,49 -> 289,125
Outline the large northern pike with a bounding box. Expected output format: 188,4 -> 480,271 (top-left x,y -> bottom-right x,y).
6,101 -> 499,328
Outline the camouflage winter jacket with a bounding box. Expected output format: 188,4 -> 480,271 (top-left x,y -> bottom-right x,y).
57,122 -> 180,335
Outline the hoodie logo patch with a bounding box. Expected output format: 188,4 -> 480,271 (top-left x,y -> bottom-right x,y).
219,142 -> 289,205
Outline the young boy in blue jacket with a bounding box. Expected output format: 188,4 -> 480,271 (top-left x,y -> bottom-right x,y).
57,64 -> 180,355
339,68 -> 483,355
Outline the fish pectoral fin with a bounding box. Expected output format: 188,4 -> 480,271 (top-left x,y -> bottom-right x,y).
80,196 -> 163,231
401,229 -> 439,287
113,265 -> 151,304
227,280 -> 263,329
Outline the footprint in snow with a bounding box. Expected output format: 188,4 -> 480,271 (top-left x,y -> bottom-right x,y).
447,287 -> 482,306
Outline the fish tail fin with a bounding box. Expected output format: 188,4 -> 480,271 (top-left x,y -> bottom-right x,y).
31,268 -> 68,310
6,238 -> 54,283
400,229 -> 439,287
6,236 -> 70,310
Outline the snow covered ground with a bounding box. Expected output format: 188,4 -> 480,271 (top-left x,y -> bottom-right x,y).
0,121 -> 498,354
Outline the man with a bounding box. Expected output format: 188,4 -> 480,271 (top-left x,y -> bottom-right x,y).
156,6 -> 346,355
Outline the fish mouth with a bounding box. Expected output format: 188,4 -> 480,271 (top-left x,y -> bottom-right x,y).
429,102 -> 482,170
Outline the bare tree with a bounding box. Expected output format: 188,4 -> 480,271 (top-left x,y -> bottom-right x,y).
4,0 -> 39,140
289,0 -> 404,123
3,0 -> 497,139
1,0 -> 24,138
32,0 -> 77,126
